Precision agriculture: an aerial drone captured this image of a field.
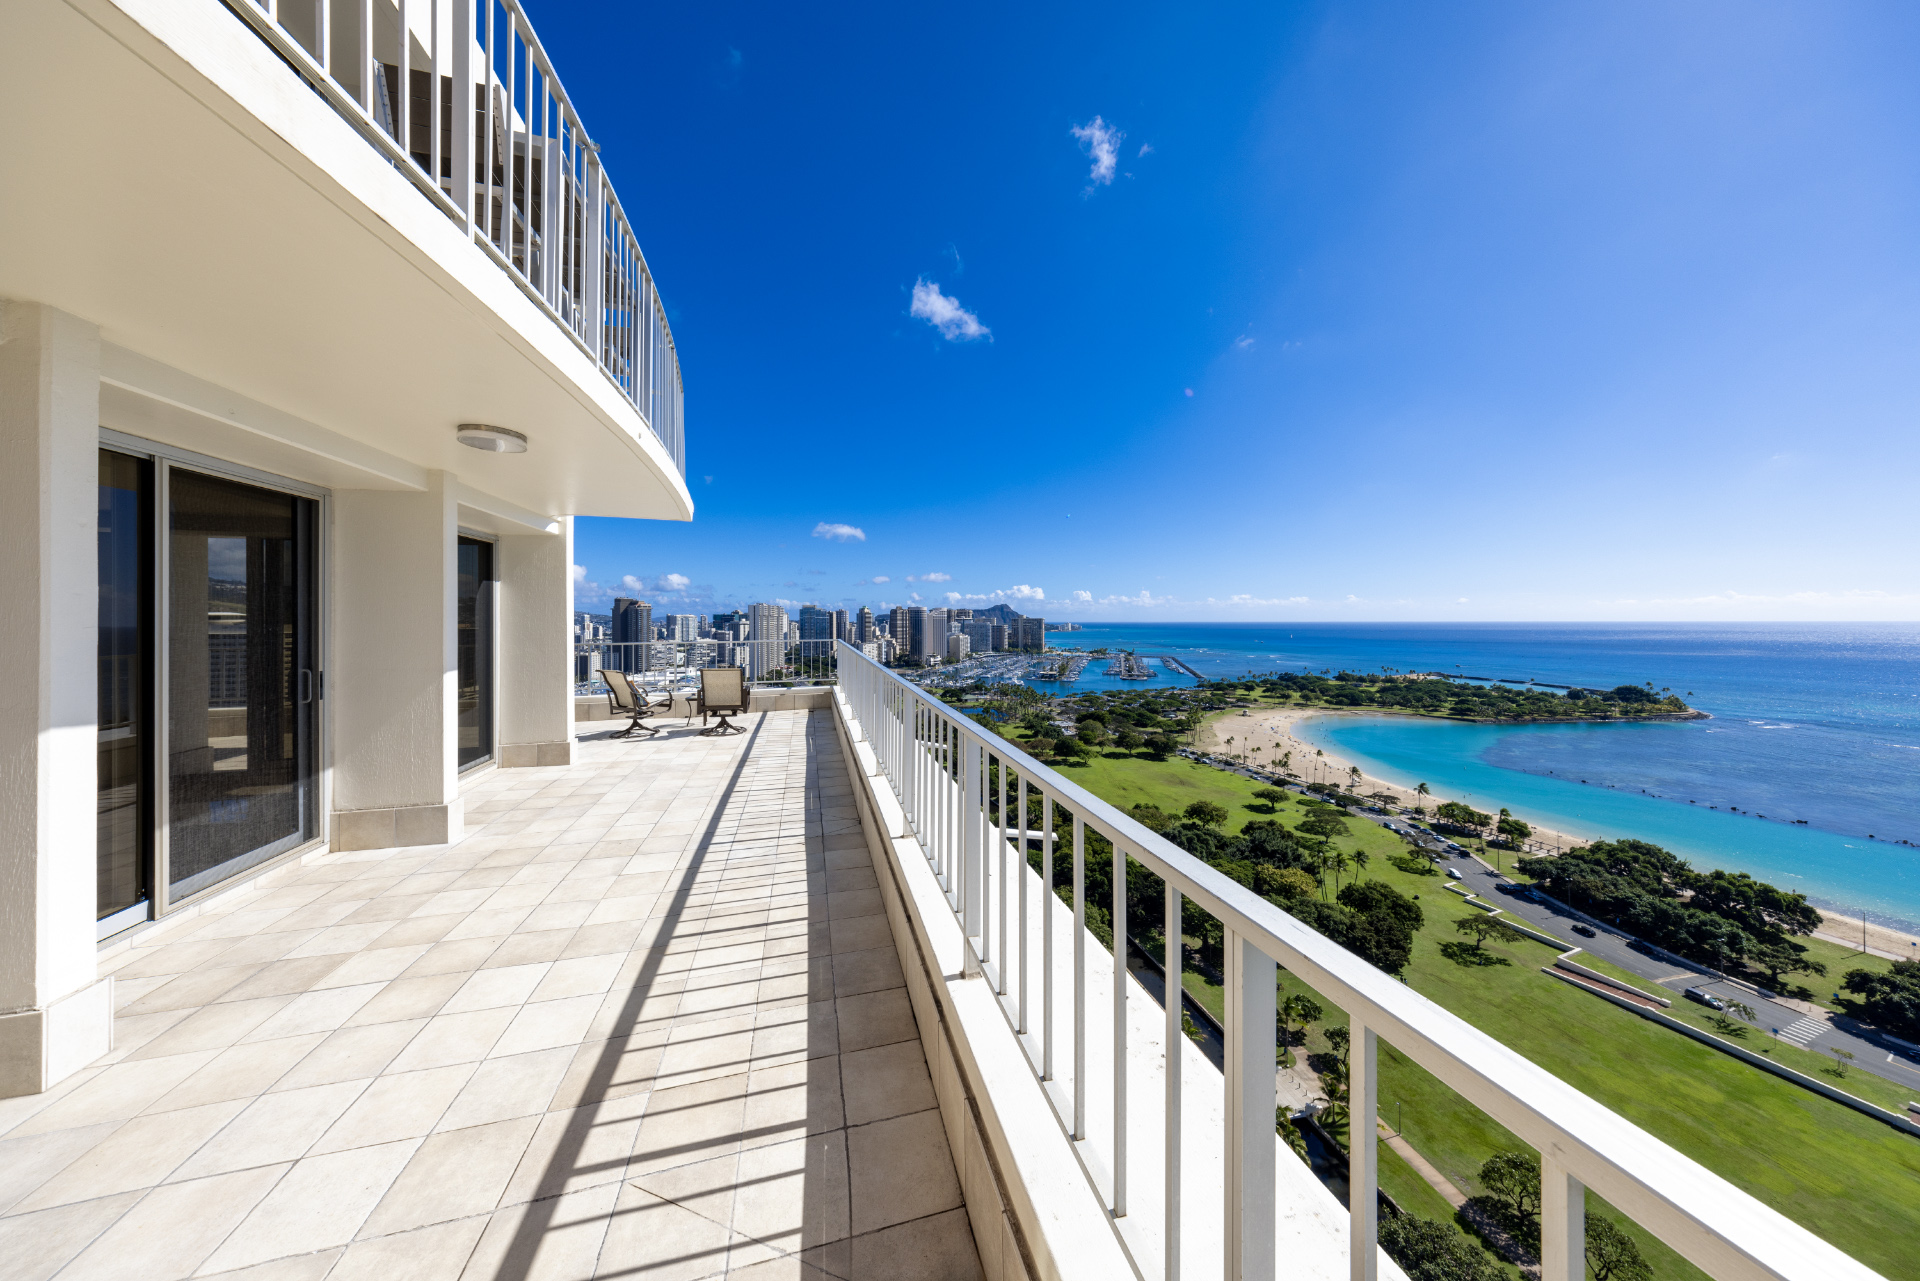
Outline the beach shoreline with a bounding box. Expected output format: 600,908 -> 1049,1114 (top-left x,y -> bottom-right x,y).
1194,705 -> 1920,956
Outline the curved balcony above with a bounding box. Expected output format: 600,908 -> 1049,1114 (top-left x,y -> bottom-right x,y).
0,0 -> 690,525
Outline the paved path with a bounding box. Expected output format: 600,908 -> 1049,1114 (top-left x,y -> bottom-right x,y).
1376,1122 -> 1464,1209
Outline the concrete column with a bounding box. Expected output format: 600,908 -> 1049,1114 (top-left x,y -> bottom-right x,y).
0,301 -> 114,1097
496,516 -> 573,767
330,473 -> 461,850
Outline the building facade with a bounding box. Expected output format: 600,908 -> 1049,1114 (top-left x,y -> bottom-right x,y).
0,0 -> 688,1094
1011,616 -> 1047,651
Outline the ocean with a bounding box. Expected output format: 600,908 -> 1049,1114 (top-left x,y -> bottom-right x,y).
1036,623 -> 1920,931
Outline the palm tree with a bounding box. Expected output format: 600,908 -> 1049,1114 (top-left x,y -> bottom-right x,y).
1352,851 -> 1370,881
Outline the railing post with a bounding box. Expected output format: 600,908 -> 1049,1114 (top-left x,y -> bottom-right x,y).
1164,886 -> 1182,1281
1112,839 -> 1127,1218
579,153 -> 602,359
962,737 -> 983,977
1072,814 -> 1087,1140
1224,931 -> 1275,1281
358,0 -> 374,113
1349,1021 -> 1378,1281
1541,1157 -> 1585,1281
451,0 -> 474,229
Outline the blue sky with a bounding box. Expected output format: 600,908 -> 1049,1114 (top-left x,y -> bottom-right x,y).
539,2 -> 1920,621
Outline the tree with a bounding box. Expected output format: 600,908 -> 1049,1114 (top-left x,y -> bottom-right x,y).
1828,1047 -> 1855,1078
1377,1214 -> 1503,1281
1477,1150 -> 1540,1223
1843,958 -> 1920,1039
1279,992 -> 1322,1066
1585,1213 -> 1653,1281
1339,881 -> 1424,933
1144,733 -> 1178,760
1115,727 -> 1144,754
1436,801 -> 1493,829
1076,719 -> 1108,748
1184,800 -> 1229,828
1454,914 -> 1524,953
1253,786 -> 1288,813
1416,782 -> 1431,804
1496,814 -> 1532,845
1296,813 -> 1351,843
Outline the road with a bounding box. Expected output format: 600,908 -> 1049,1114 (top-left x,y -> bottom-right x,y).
1438,851 -> 1920,1098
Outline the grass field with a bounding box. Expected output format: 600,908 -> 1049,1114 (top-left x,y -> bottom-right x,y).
1039,741 -> 1920,1278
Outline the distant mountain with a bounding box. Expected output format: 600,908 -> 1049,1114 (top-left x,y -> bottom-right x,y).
970,603 -> 1031,624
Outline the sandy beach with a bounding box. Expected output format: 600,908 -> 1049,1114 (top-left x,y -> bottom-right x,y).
1195,705 -> 1920,956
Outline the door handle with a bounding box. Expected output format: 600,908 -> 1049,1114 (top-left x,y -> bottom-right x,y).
300,670 -> 322,704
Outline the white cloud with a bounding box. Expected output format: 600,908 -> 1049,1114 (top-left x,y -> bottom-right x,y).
571,564 -> 587,582
1137,143 -> 1153,157
812,521 -> 866,542
1072,590 -> 1092,602
1071,116 -> 1123,186
909,279 -> 990,341
871,575 -> 890,584
1233,335 -> 1254,351
942,585 -> 1045,605
661,573 -> 691,591
1099,590 -> 1171,607
906,572 -> 952,583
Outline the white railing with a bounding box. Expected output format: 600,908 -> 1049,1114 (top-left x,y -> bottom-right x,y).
574,638 -> 838,694
225,0 -> 684,473
832,642 -> 1881,1281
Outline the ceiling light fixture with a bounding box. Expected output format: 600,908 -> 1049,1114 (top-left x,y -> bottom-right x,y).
455,423 -> 528,453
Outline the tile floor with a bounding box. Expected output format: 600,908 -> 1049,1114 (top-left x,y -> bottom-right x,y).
0,710 -> 983,1281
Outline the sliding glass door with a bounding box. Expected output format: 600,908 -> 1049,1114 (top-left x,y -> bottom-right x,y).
457,536 -> 495,770
98,451 -> 153,937
166,468 -> 318,899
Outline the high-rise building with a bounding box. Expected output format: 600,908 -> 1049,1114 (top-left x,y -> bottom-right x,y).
832,609 -> 849,642
747,603 -> 788,678
798,605 -> 833,641
1011,617 -> 1046,652
948,608 -> 972,622
991,623 -> 1009,653
946,633 -> 970,663
905,607 -> 928,663
960,620 -> 994,653
711,610 -> 744,633
912,608 -> 949,664
888,607 -> 911,653
610,598 -> 652,646
668,614 -> 698,641
855,606 -> 875,643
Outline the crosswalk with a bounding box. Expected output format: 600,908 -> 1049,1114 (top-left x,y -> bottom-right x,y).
1776,1016 -> 1824,1046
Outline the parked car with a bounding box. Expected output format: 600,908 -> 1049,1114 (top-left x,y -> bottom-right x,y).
1683,987 -> 1726,1011
1571,924 -> 1596,938
1445,866 -> 1461,879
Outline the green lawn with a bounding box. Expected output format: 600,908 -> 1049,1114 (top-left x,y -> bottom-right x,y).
1057,750 -> 1920,1279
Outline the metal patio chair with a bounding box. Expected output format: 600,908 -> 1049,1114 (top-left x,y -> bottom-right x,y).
695,666 -> 749,736
599,669 -> 670,739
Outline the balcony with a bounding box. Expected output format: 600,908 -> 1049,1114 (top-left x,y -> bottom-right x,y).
0,652 -> 1887,1280
0,0 -> 688,524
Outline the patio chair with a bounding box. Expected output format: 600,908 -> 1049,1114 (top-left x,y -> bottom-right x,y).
695,666 -> 749,736
599,669 -> 669,739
